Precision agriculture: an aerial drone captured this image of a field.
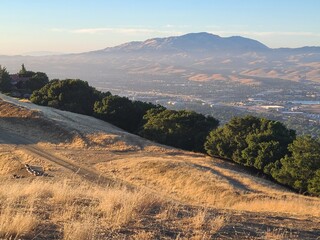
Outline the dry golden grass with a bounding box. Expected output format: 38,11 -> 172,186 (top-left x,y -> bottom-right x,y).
131,230 -> 156,240
1,96 -> 319,239
185,209 -> 228,239
97,158 -> 242,207
0,178 -> 231,239
0,207 -> 38,239
263,228 -> 299,240
0,150 -> 24,175
0,99 -> 39,118
96,157 -> 320,218
231,196 -> 320,217
63,215 -> 98,240
97,188 -> 164,229
190,208 -> 208,229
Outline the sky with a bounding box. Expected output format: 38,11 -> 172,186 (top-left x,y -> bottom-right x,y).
0,0 -> 320,55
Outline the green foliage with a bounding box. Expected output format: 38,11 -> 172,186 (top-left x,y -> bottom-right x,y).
30,79 -> 101,115
19,64 -> 27,76
308,170 -> 320,196
94,95 -> 137,131
204,116 -> 296,171
18,64 -> 35,78
94,95 -> 159,132
24,73 -> 320,197
270,136 -> 320,195
14,65 -> 49,93
17,72 -> 49,92
0,66 -> 12,92
140,109 -> 219,152
133,100 -> 163,125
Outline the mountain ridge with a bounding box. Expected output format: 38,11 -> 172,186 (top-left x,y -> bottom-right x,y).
1,32 -> 320,57
97,32 -> 270,54
82,32 -> 320,56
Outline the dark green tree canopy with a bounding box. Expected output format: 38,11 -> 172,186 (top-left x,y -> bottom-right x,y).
16,72 -> 49,92
30,79 -> 101,115
93,95 -> 159,132
19,64 -> 27,75
0,66 -> 12,92
18,64 -> 35,78
205,116 -> 296,171
270,135 -> 320,195
94,95 -> 137,131
140,109 -> 219,152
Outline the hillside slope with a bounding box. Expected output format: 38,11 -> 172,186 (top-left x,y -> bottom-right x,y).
0,93 -> 319,239
100,32 -> 270,53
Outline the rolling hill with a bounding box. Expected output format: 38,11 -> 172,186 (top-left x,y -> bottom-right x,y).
0,93 -> 319,239
97,32 -> 270,54
1,32 -> 320,85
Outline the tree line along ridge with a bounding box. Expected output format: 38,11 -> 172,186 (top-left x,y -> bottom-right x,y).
1,65 -> 319,196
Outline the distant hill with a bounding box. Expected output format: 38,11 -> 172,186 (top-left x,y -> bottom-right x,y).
97,32 -> 270,54
1,32 -> 320,88
22,51 -> 66,56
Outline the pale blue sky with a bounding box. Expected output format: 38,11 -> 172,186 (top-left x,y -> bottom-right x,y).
1,0 -> 319,55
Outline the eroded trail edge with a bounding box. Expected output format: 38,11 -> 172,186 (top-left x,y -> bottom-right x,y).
0,126 -> 135,190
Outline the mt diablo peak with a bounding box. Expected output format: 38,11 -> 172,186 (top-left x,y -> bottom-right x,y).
103,32 -> 270,53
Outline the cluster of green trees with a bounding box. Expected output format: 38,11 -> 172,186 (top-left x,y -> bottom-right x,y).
270,136 -> 320,195
30,79 -> 218,152
17,64 -> 49,92
204,116 -> 320,196
0,66 -> 12,92
94,95 -> 160,132
141,109 -> 219,152
3,71 -> 319,197
0,64 -> 49,94
31,79 -> 103,115
205,116 -> 296,170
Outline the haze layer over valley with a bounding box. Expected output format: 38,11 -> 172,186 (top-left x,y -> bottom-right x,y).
2,33 -> 320,135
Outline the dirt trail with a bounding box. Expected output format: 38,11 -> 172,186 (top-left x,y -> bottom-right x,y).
0,94 -> 287,197
1,95 -> 320,239
0,126 -> 134,189
0,94 -> 315,202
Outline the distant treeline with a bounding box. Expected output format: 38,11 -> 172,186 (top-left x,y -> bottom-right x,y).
1,67 -> 319,197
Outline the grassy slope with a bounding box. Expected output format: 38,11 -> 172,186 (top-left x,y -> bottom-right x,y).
0,95 -> 319,239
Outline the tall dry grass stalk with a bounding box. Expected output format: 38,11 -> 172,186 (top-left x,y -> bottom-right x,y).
0,178 -> 169,238
0,207 -> 38,239
98,159 -> 244,207
187,209 -> 227,239
263,228 -> 299,240
0,179 -> 40,238
190,208 -> 208,229
0,175 -> 316,239
63,216 -> 98,240
131,231 -> 156,240
207,215 -> 227,233
97,188 -> 164,229
108,159 -> 320,217
230,197 -> 320,217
